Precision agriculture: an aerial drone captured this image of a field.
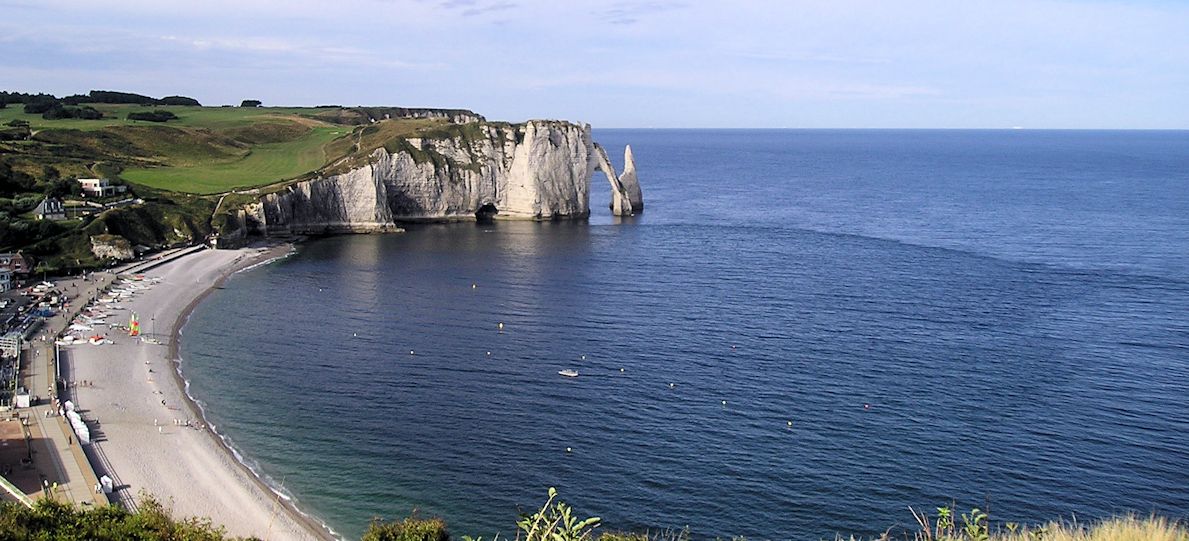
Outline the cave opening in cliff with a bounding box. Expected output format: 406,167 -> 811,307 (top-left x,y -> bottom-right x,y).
475,203 -> 499,222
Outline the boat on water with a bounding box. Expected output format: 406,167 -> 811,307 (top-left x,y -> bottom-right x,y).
558,369 -> 579,378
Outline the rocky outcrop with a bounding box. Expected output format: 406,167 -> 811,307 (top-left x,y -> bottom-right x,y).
592,144 -> 644,216
90,234 -> 134,261
620,145 -> 643,213
592,143 -> 632,216
222,120 -> 641,238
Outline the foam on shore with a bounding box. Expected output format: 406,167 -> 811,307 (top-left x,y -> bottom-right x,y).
63,242 -> 335,540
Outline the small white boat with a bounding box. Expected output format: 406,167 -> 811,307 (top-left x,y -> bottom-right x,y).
558,369 -> 579,378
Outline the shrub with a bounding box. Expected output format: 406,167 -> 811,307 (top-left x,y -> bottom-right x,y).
515,488 -> 601,541
128,111 -> 179,122
363,515 -> 451,541
23,95 -> 60,114
41,104 -> 103,120
88,90 -> 157,104
0,126 -> 30,141
0,497 -> 228,540
61,93 -> 91,105
241,99 -> 262,107
159,95 -> 202,106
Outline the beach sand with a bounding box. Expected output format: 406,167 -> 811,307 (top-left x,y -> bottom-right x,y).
62,245 -> 333,540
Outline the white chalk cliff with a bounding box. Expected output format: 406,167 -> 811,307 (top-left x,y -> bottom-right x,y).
223,120 -> 641,238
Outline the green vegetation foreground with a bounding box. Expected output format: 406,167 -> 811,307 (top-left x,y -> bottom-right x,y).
1,490 -> 1185,541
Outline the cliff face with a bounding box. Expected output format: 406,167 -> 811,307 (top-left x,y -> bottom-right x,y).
223,119 -> 639,238
239,121 -> 592,235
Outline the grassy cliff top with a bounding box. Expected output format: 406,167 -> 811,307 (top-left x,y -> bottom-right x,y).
0,100 -> 503,268
0,104 -> 493,195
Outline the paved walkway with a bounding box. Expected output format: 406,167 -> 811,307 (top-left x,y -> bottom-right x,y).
2,270 -> 115,507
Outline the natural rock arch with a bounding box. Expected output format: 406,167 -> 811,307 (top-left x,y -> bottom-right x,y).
592,143 -> 644,216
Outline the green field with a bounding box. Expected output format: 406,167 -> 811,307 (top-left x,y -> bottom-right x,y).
0,104 -> 333,131
2,104 -> 361,194
121,125 -> 346,194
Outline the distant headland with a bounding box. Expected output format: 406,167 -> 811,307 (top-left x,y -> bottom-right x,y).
0,89 -> 642,273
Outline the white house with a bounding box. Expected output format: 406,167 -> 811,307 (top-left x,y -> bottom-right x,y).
77,178 -> 128,197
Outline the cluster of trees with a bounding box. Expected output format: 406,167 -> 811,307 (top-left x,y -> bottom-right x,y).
17,95 -> 103,120
0,90 -> 202,121
127,110 -> 179,122
61,90 -> 202,106
44,104 -> 104,120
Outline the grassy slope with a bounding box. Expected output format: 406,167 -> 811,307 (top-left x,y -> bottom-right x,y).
121,125 -> 344,194
1,105 -> 353,194
0,104 -> 494,270
2,105 -> 486,195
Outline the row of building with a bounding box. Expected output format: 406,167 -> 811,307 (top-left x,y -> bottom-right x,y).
32,178 -> 133,221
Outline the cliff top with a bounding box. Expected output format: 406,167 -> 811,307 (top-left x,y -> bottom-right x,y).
0,92 -> 573,269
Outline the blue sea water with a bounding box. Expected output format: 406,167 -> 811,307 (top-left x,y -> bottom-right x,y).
180,130 -> 1189,540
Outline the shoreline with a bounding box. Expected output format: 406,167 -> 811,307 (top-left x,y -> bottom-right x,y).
63,241 -> 336,540
164,242 -> 338,540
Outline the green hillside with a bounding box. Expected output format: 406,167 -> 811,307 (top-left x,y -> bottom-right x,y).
0,90 -> 486,271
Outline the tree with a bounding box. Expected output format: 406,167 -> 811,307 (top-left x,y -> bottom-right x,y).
127,111 -> 178,122
241,99 -> 262,107
23,95 -> 60,114
159,95 -> 201,106
87,90 -> 157,104
41,104 -> 104,120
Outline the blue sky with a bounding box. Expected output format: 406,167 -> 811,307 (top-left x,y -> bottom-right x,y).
2,0 -> 1187,128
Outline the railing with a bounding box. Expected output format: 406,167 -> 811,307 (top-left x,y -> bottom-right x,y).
0,471 -> 35,508
87,440 -> 137,512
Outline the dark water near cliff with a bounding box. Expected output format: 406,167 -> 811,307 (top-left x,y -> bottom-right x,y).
181,130 -> 1189,540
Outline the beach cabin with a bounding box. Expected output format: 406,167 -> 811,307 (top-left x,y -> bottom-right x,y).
76,178 -> 127,198
33,197 -> 66,221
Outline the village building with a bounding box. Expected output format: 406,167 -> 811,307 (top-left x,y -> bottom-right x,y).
76,178 -> 128,198
33,197 -> 67,220
0,253 -> 33,276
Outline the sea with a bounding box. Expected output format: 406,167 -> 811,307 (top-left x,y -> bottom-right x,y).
179,130 -> 1189,540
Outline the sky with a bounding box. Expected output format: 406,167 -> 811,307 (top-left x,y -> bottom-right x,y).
1,0 -> 1187,128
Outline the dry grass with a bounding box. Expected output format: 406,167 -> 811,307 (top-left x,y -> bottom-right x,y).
995,516 -> 1188,541
894,511 -> 1186,541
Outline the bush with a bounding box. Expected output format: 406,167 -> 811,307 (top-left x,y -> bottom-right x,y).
60,93 -> 91,105
23,95 -> 61,114
88,90 -> 157,104
41,104 -> 103,120
0,126 -> 30,141
364,516 -> 451,541
241,99 -> 262,107
0,497 -> 228,540
159,95 -> 202,106
127,111 -> 178,122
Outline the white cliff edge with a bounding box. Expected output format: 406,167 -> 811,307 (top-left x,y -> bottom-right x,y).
218,120 -> 640,242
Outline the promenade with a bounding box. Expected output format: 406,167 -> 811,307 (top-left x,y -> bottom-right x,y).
2,269 -> 114,507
